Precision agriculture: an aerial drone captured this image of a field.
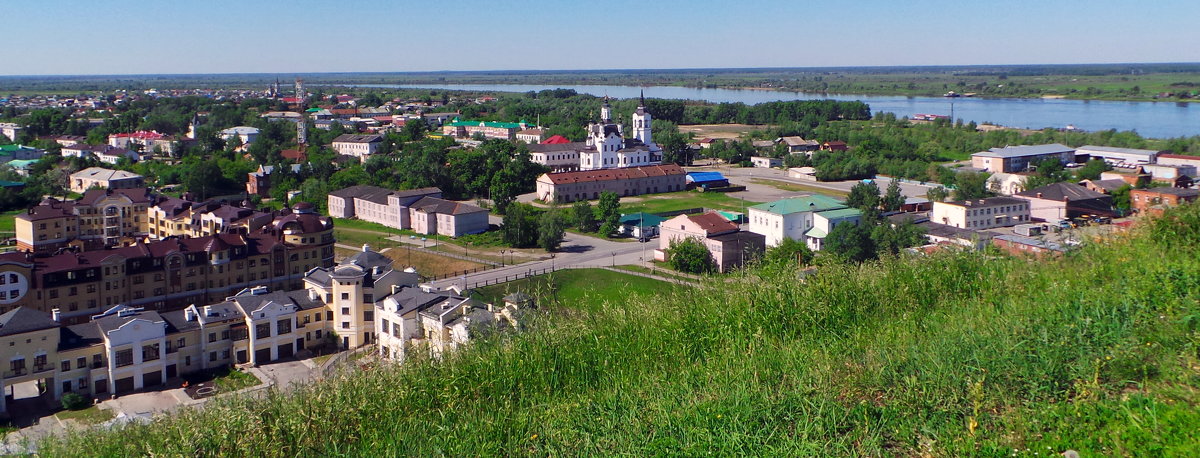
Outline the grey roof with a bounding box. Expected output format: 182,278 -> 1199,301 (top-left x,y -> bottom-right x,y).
994,234 -> 1067,252
344,248 -> 393,271
332,134 -> 382,143
973,144 -> 1074,159
410,196 -> 487,215
329,185 -> 394,203
1084,179 -> 1128,192
918,222 -> 994,241
59,323 -> 103,351
95,309 -> 165,335
385,287 -> 454,316
1143,187 -> 1200,198
1075,145 -> 1160,157
1016,183 -> 1109,201
0,307 -> 59,337
231,288 -> 325,314
939,196 -> 1030,207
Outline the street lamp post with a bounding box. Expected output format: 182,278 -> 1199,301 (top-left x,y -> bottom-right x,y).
611,251 -> 616,267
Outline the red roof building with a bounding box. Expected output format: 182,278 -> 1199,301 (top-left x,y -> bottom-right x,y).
542,135 -> 571,144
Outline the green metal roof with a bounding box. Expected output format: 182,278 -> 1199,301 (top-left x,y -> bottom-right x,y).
814,208 -> 862,220
446,119 -> 533,129
5,159 -> 38,169
619,212 -> 666,227
0,145 -> 37,153
749,195 -> 846,215
804,227 -> 827,238
0,180 -> 24,187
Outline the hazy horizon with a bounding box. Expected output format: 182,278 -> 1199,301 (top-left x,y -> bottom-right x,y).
6,0 -> 1200,76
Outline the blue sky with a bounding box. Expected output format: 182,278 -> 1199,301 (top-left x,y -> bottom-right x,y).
5,0 -> 1199,75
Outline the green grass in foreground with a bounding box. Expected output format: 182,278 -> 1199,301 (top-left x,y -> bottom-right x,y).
213,369 -> 260,392
42,205 -> 1200,456
473,268 -> 678,311
55,406 -> 114,425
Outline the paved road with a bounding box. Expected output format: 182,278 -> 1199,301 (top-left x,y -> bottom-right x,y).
697,165 -> 938,200
431,230 -> 656,290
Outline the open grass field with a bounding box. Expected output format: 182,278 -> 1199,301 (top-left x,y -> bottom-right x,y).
0,209 -> 22,234
620,190 -> 761,215
472,268 -> 679,312
38,204 -> 1200,456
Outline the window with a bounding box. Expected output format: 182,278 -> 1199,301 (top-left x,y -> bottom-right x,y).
363,294 -> 373,303
77,357 -> 86,369
61,360 -> 71,372
255,322 -> 271,339
92,354 -> 103,369
222,350 -> 230,360
277,318 -> 291,335
115,349 -> 134,367
341,321 -> 349,329
363,311 -> 373,322
341,292 -> 349,300
341,307 -> 350,315
381,319 -> 390,334
393,322 -> 401,337
208,332 -> 217,343
209,352 -> 217,362
142,343 -> 160,362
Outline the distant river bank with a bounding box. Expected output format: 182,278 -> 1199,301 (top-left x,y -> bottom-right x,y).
343,83 -> 1200,139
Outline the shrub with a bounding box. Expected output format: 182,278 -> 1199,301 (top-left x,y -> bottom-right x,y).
60,392 -> 89,411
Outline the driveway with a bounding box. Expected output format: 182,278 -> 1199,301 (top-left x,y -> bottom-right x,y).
255,359 -> 318,390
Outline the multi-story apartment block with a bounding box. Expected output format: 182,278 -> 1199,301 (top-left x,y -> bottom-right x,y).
302,246 -> 420,349
930,197 -> 1031,229
16,189 -> 277,255
327,186 -> 489,237
1,205 -> 334,324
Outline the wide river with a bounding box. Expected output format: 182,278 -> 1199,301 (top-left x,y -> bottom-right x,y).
353,83 -> 1199,139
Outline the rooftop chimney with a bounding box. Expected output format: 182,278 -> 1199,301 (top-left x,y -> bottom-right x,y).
1036,192 -> 1043,198
362,243 -> 371,252
185,308 -> 196,321
203,305 -> 213,317
51,308 -> 61,322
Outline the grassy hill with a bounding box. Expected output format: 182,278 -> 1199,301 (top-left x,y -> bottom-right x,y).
44,208 -> 1200,455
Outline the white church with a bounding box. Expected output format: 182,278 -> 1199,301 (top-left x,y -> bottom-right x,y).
526,94 -> 664,172
579,94 -> 662,170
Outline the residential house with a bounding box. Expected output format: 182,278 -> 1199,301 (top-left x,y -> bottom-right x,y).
1014,182 -> 1116,221
656,211 -> 765,272
747,195 -> 861,251
246,164 -> 302,198
0,144 -> 45,163
970,144 -> 1075,173
779,136 -> 820,154
930,197 -> 1031,229
108,131 -> 178,155
821,141 -> 848,151
0,122 -> 22,141
1100,167 -> 1151,187
750,156 -> 783,168
377,282 -> 525,363
527,142 -> 586,172
68,167 -> 145,193
330,134 -> 382,161
515,128 -> 546,144
985,172 -> 1031,195
1079,179 -> 1129,194
219,126 -> 260,146
619,212 -> 666,239
62,145 -> 139,164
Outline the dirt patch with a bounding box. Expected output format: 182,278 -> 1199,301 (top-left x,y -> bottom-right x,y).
678,124 -> 773,140
383,248 -> 486,279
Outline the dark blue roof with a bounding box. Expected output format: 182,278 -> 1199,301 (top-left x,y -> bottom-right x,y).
686,171 -> 727,183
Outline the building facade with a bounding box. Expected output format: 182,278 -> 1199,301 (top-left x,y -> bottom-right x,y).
69,167 -> 145,193
656,212 -> 765,272
330,134 -> 382,161
579,95 -> 662,171
327,186 -> 488,237
3,206 -> 334,323
535,164 -> 686,203
930,197 -> 1032,229
970,144 -> 1075,173
747,195 -> 861,251
1130,187 -> 1200,212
